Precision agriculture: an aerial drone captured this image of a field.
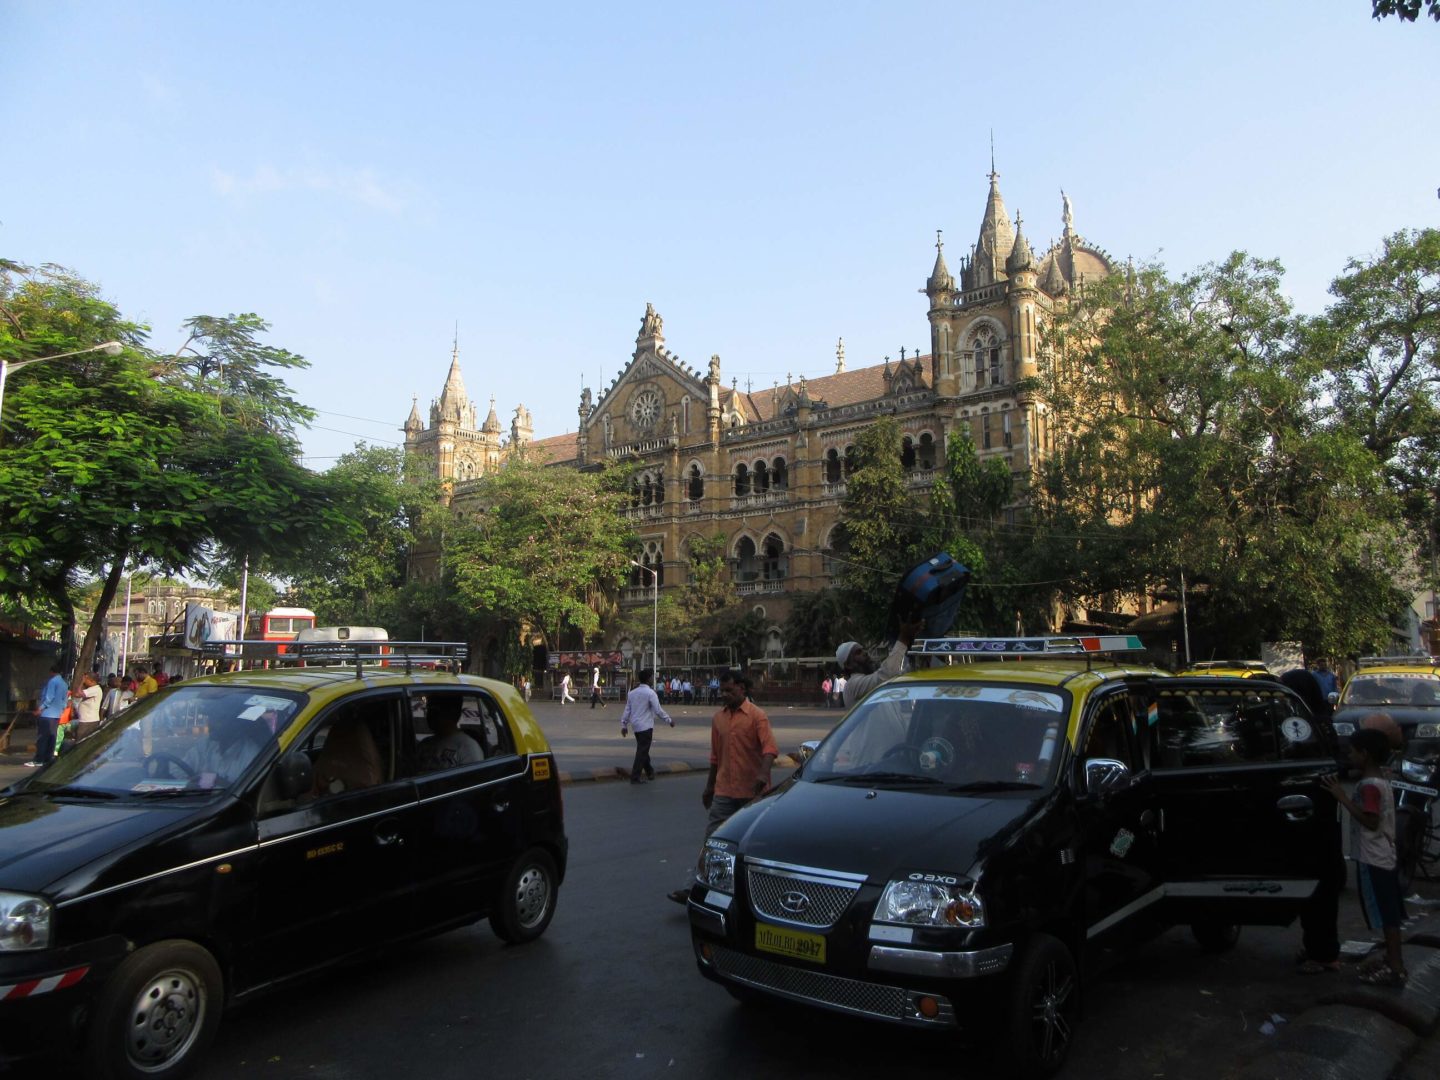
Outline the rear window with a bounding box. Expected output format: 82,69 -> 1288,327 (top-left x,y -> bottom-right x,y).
1342,674 -> 1440,708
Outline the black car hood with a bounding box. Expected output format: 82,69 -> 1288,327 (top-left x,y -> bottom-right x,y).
0,792 -> 197,892
721,779 -> 1041,881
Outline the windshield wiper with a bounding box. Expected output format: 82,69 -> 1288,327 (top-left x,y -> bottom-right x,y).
815,771 -> 945,786
946,780 -> 1043,793
40,785 -> 119,800
136,787 -> 216,799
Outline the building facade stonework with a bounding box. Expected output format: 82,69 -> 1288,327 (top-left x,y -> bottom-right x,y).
404,176 -> 1113,652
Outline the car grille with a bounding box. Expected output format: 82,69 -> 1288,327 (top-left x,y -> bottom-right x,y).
747,866 -> 860,929
708,946 -> 953,1027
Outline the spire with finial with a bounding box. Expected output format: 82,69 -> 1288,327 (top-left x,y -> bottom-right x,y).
404,394 -> 424,434
926,228 -> 955,297
970,154 -> 1015,288
1006,209 -> 1035,275
482,395 -> 502,433
438,334 -> 472,425
835,337 -> 846,374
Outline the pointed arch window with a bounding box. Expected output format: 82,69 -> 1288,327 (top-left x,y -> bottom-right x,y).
973,327 -> 1001,388
771,456 -> 788,490
918,432 -> 936,470
734,536 -> 759,582
688,463 -> 704,501
734,463 -> 751,497
900,436 -> 917,471
762,533 -> 788,581
753,460 -> 769,493
825,448 -> 842,484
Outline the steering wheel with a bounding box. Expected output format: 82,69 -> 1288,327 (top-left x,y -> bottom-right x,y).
872,743 -> 925,769
142,752 -> 197,779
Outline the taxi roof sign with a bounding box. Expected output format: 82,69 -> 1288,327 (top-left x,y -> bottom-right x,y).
911,635 -> 1146,657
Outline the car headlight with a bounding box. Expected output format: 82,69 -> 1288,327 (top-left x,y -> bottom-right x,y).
1332,722 -> 1355,737
1400,759 -> 1432,782
1415,723 -> 1440,740
698,839 -> 737,895
0,892 -> 52,952
876,877 -> 985,928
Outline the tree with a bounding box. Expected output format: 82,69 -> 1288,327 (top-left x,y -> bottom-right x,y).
781,588 -> 860,659
0,263 -> 331,679
1032,252 -> 1413,657
441,457 -> 635,669
1372,0 -> 1440,22
287,445 -> 444,632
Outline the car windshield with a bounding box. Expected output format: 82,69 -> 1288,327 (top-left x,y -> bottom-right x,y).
804,681 -> 1070,791
1343,675 -> 1440,708
29,685 -> 304,797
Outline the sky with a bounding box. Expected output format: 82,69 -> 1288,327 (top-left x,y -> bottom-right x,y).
3,1 -> 1437,467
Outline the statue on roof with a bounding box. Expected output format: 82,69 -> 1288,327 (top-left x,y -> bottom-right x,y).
640,303 -> 663,338
1061,189 -> 1074,232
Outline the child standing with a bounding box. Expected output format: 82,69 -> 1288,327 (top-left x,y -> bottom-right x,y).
1322,728 -> 1408,987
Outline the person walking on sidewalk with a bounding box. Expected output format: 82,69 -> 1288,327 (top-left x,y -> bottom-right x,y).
669,670 -> 777,903
1323,727 -> 1409,987
29,663 -> 68,768
619,668 -> 672,784
559,671 -> 576,704
590,666 -> 606,709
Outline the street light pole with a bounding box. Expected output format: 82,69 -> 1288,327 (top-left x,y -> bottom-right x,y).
629,558 -> 658,673
0,341 -> 124,436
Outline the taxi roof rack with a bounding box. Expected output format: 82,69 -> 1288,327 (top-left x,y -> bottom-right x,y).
203,639 -> 468,678
909,634 -> 1147,670
1357,655 -> 1439,668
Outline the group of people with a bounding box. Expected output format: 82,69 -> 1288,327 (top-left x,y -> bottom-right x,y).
24,662 -> 170,768
554,669 -> 724,707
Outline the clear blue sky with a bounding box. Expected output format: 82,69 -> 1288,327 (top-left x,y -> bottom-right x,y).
3,1 -> 1437,465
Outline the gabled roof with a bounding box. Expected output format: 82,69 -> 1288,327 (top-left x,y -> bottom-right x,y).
528,430 -> 579,464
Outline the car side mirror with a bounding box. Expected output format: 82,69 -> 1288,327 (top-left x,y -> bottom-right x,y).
797,740 -> 821,762
274,751 -> 313,800
1084,758 -> 1131,796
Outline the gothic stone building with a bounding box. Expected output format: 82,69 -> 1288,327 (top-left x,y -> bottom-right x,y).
404,175 -> 1114,656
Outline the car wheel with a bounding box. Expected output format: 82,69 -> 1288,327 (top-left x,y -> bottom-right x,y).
84,940 -> 223,1080
491,848 -> 559,944
1191,920 -> 1241,954
999,933 -> 1078,1079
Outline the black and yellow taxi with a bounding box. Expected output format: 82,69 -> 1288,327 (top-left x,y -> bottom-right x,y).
0,646 -> 566,1079
1176,660 -> 1276,679
685,636 -> 1338,1077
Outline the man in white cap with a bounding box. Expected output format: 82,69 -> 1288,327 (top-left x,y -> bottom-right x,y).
835,618 -> 922,709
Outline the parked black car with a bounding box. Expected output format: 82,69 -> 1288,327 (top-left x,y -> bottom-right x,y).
686,637 -> 1339,1076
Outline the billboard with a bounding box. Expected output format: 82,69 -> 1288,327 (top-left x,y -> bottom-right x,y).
184,602 -> 240,652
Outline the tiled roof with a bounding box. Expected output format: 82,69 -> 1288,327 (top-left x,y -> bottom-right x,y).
528,430 -> 579,464
738,356 -> 932,422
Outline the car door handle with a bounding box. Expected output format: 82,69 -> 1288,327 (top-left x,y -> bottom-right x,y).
374,822 -> 405,847
1277,794 -> 1313,821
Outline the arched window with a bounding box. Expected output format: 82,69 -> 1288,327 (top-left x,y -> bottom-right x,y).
918,432 -> 936,470
753,460 -> 769,493
1002,412 -> 1013,448
734,463 -> 750,496
734,536 -> 758,582
973,327 -> 1001,388
981,412 -> 993,450
843,445 -> 857,478
688,463 -> 704,501
682,396 -> 690,434
825,448 -> 842,484
823,524 -> 850,579
762,533 -> 788,580
654,469 -> 664,505
641,473 -> 654,506
771,457 -> 788,490
635,539 -> 664,588
900,436 -> 917,470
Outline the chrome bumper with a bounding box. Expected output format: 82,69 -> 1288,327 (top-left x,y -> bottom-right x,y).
867,941 -> 1013,979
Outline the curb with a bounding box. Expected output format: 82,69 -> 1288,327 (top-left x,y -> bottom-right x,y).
556,754 -> 798,787
1239,942 -> 1440,1080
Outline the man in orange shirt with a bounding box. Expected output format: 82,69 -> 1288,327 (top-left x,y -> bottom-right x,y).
669,670 -> 777,904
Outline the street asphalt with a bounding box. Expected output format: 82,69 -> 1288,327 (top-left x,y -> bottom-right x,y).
2,697 -> 1438,1078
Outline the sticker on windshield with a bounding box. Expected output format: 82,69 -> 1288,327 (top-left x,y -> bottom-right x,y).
1280,717 -> 1313,743
1006,690 -> 1064,712
1109,828 -> 1135,859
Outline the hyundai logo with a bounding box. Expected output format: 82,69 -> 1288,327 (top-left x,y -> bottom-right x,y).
779,890 -> 813,915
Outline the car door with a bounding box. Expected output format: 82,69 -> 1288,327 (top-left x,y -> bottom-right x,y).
406,687 -> 529,928
241,690 -> 419,989
1140,677 -> 1339,926
1074,687 -> 1164,945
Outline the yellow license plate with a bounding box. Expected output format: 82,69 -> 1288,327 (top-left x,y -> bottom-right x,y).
755,923 -> 826,964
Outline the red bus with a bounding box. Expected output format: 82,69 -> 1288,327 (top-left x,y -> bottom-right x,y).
245,607 -> 316,649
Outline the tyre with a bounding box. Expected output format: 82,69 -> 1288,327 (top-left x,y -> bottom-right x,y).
999,933 -> 1078,1079
491,848 -> 559,944
83,940 -> 223,1080
1191,920 -> 1241,954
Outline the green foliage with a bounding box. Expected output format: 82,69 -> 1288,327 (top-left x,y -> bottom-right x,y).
782,588 -> 860,659
1032,252 -> 1414,657
442,457 -> 636,648
1372,0 -> 1440,23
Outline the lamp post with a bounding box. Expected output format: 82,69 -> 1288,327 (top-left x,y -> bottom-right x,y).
0,341 -> 124,433
629,558 -> 658,674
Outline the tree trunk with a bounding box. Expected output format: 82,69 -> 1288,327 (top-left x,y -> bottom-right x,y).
73,554 -> 128,688
42,578 -> 79,678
